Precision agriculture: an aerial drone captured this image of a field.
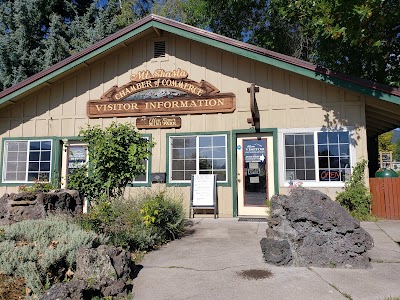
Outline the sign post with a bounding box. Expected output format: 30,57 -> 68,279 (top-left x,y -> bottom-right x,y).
190,174 -> 217,219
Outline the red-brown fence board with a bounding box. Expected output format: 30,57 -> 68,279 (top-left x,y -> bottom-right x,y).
370,178 -> 400,219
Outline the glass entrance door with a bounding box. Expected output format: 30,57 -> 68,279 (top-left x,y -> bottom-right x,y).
237,134 -> 274,216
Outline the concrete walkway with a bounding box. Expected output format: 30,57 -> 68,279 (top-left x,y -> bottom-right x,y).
132,219 -> 400,300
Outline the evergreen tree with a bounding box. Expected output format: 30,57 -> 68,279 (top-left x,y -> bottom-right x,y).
0,0 -> 124,90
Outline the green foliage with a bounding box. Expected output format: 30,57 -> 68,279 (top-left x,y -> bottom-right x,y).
378,131 -> 396,153
0,216 -> 106,296
68,122 -> 153,200
139,191 -> 186,241
336,159 -> 373,220
261,0 -> 400,86
77,190 -> 186,251
395,137 -> 400,162
0,0 -> 121,90
18,172 -> 59,193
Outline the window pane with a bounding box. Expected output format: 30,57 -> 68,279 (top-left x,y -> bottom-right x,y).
213,136 -> 225,147
184,148 -> 196,159
172,171 -> 184,180
330,157 -> 339,168
172,160 -> 184,170
5,172 -> 16,181
17,162 -> 26,171
295,135 -> 304,145
41,141 -> 51,150
172,138 -> 184,148
304,134 -> 314,144
285,135 -> 294,145
213,148 -> 226,159
199,136 -> 212,147
340,157 -> 350,168
318,132 -> 327,144
213,159 -> 226,169
284,133 -> 315,182
8,152 -> 18,161
319,157 -> 329,168
286,158 -> 295,169
41,151 -> 51,161
172,149 -> 184,159
16,172 -> 26,181
28,162 -> 39,172
19,143 -> 27,151
185,160 -> 196,170
306,170 -> 315,180
306,158 -> 315,168
18,152 -> 27,161
28,172 -> 39,181
296,158 -> 305,169
199,148 -> 212,158
318,145 -> 328,156
340,144 -> 349,156
286,170 -> 295,181
8,142 -> 18,151
29,151 -> 40,161
339,132 -> 349,143
184,137 -> 195,147
40,162 -> 50,172
199,159 -> 212,169
185,171 -> 195,180
305,145 -> 314,156
7,162 -> 17,171
285,146 -> 294,157
328,132 -> 338,143
30,142 -> 40,150
295,170 -> 305,180
295,146 -> 304,156
329,144 -> 339,156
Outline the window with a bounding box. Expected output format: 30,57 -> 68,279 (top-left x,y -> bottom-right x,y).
169,134 -> 228,183
282,130 -> 352,185
2,140 -> 52,183
131,135 -> 150,185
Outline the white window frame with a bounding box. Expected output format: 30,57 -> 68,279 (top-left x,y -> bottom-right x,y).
131,136 -> 150,185
2,139 -> 53,184
278,127 -> 356,188
168,134 -> 228,184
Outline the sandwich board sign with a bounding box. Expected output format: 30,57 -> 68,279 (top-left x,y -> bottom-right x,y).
190,174 -> 217,219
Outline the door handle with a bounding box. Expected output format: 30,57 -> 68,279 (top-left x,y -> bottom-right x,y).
237,173 -> 241,182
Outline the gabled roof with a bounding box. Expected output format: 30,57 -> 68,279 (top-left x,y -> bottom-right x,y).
0,14 -> 399,109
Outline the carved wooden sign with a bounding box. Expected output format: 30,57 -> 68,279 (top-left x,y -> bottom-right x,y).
87,69 -> 236,118
136,117 -> 181,129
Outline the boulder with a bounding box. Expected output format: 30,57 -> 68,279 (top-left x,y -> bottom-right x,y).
42,245 -> 133,299
0,190 -> 83,224
260,188 -> 374,268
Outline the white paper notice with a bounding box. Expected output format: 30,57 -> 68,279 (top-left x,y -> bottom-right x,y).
192,174 -> 215,206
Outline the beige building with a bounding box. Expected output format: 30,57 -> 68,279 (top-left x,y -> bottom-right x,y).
0,15 -> 399,217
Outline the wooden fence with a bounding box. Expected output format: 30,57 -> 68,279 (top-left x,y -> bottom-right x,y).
370,178 -> 400,219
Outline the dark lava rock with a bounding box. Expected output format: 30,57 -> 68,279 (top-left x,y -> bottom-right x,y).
260,188 -> 374,269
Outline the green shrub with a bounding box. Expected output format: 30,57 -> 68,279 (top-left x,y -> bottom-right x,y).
68,122 -> 153,200
336,159 -> 373,220
0,216 -> 106,295
77,190 -> 186,251
139,191 -> 186,242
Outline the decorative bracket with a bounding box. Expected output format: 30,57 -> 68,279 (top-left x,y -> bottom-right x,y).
247,83 -> 260,130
